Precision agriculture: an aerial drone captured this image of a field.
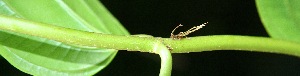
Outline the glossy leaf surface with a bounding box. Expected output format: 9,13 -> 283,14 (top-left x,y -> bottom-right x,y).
0,0 -> 128,75
256,0 -> 300,43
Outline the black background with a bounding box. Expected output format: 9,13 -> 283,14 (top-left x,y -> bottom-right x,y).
2,0 -> 300,76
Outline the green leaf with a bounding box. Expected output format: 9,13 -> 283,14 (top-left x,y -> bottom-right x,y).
256,0 -> 300,43
0,0 -> 128,75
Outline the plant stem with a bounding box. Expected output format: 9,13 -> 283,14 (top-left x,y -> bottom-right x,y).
154,41 -> 172,76
0,15 -> 173,76
1,15 -> 300,76
163,35 -> 300,56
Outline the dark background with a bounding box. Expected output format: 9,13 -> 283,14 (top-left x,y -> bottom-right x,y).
2,0 -> 300,76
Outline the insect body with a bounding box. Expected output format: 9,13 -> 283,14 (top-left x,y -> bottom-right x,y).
170,22 -> 208,40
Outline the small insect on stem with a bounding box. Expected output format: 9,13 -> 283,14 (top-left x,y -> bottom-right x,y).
170,22 -> 208,40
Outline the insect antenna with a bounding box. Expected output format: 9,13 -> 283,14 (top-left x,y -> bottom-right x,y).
171,24 -> 183,36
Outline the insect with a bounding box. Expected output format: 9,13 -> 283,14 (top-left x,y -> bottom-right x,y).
170,22 -> 208,40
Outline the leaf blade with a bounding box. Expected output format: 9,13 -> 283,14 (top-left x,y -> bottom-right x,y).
256,0 -> 300,43
0,0 -> 128,75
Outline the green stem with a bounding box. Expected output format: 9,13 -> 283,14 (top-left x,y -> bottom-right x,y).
154,40 -> 172,76
1,15 -> 300,76
0,15 -> 172,76
163,36 -> 300,57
